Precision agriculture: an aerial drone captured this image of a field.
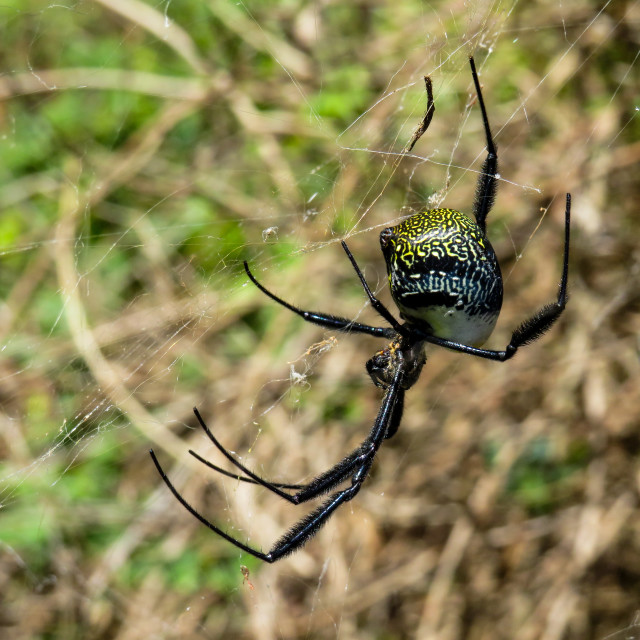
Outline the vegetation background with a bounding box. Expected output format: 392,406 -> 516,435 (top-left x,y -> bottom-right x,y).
0,0 -> 638,638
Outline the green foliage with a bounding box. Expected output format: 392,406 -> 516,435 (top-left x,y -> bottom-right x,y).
0,210 -> 23,250
502,437 -> 586,514
310,66 -> 372,122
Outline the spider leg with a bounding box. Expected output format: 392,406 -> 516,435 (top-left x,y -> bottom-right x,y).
244,262 -> 394,339
188,449 -> 305,490
340,241 -> 406,335
338,75 -> 434,331
417,194 -> 571,362
383,387 -> 405,440
190,446 -> 376,497
191,402 -> 399,504
149,361 -> 405,563
149,449 -> 272,562
262,358 -> 406,560
469,56 -> 498,236
191,407 -> 314,501
404,75 -> 435,154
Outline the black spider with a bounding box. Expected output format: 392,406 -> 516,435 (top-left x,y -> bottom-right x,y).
150,57 -> 571,563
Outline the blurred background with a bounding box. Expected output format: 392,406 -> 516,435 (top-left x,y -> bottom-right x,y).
0,0 -> 638,638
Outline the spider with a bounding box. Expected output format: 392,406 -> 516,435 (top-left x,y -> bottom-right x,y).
150,57 -> 571,563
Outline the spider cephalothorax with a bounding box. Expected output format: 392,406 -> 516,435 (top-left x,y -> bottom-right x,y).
366,338 -> 425,391
150,57 -> 571,563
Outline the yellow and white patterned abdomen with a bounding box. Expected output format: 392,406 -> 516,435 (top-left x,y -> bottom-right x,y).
380,208 -> 503,346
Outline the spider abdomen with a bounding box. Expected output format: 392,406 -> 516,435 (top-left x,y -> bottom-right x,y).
380,208 -> 503,345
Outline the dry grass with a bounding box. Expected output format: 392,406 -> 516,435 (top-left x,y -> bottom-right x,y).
0,1 -> 639,639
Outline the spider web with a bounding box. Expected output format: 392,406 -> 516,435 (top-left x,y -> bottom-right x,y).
1,0 -> 638,638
